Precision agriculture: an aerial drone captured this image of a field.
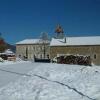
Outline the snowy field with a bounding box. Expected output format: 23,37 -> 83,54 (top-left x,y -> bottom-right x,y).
0,61 -> 100,100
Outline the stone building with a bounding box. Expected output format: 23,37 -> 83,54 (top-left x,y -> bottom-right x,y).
16,39 -> 50,60
50,36 -> 100,65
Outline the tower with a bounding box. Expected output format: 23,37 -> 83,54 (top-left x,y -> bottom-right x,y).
55,24 -> 64,39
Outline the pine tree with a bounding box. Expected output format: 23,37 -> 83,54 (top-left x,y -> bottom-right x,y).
0,44 -> 7,53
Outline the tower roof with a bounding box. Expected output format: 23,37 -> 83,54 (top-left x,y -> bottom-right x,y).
55,24 -> 64,33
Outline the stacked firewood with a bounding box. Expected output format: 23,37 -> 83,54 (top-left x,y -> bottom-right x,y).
57,55 -> 91,66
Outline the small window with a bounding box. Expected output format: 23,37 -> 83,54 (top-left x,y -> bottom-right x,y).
94,54 -> 96,59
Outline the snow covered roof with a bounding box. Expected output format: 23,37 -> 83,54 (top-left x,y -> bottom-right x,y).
50,36 -> 100,46
0,49 -> 15,55
4,49 -> 14,54
16,39 -> 50,45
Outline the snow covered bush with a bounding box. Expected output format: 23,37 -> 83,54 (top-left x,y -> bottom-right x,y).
0,57 -> 4,62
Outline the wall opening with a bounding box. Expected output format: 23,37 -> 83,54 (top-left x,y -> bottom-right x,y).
94,54 -> 96,59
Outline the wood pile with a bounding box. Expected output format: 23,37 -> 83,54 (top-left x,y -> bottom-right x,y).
57,55 -> 91,66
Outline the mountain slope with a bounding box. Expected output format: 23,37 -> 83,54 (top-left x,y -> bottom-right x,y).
6,43 -> 16,53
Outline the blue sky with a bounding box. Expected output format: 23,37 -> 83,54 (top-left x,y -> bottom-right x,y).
0,0 -> 100,44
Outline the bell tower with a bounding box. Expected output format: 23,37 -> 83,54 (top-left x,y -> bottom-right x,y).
55,24 -> 64,39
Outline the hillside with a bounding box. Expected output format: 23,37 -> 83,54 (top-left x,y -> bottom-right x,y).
6,43 -> 16,53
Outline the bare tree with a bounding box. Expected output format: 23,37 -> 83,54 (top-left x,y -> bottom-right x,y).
40,32 -> 48,41
40,32 -> 49,58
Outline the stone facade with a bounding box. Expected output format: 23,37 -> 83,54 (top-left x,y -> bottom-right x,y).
50,45 -> 100,65
16,43 -> 50,60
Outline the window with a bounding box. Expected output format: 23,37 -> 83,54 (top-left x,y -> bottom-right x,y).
94,54 -> 96,59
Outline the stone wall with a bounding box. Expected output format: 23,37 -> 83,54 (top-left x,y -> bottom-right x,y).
50,45 -> 100,65
16,44 -> 50,60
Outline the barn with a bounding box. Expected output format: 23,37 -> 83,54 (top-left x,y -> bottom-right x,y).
50,36 -> 100,65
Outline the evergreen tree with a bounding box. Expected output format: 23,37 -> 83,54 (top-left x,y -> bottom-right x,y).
0,33 -> 7,52
0,44 -> 7,53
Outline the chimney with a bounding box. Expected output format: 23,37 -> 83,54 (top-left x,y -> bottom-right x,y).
64,37 -> 66,43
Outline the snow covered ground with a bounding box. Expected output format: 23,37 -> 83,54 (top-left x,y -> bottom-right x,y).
0,61 -> 100,100
0,61 -> 41,87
